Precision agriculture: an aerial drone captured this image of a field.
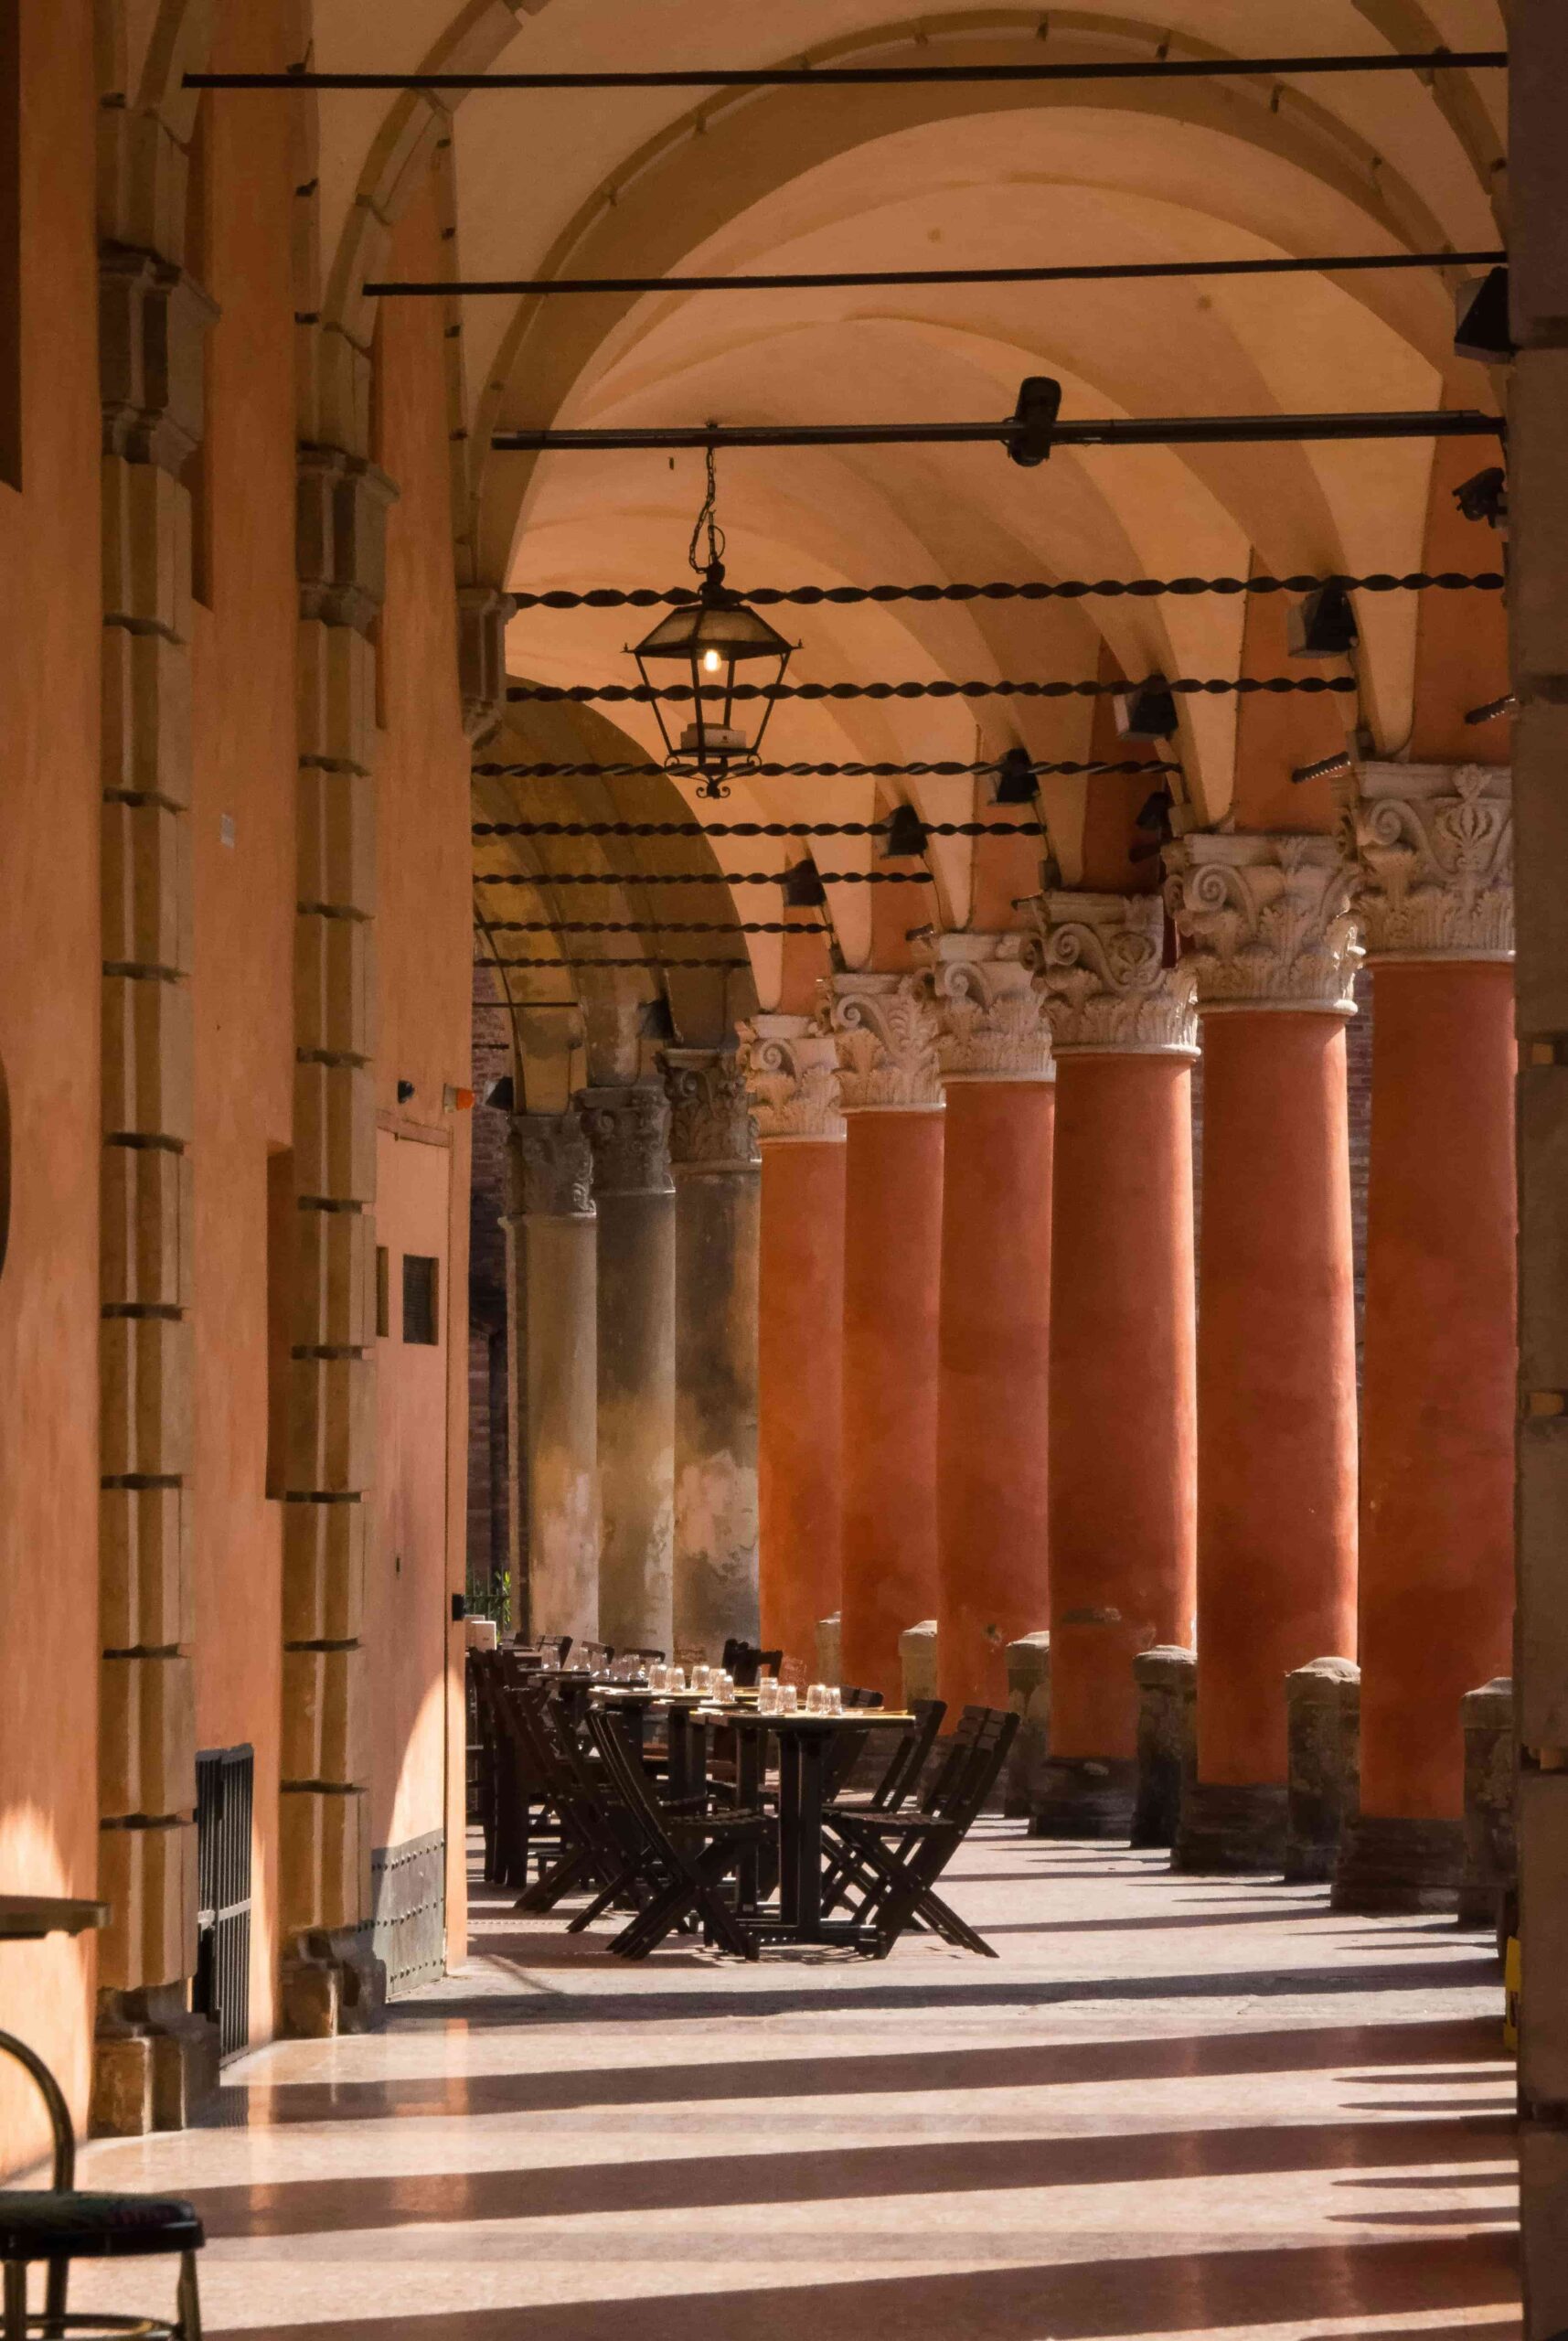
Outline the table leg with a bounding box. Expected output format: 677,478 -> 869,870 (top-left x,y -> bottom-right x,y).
736,1726 -> 763,1912
795,1733 -> 827,1941
778,1734 -> 803,1930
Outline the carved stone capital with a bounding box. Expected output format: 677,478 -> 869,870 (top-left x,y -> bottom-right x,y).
1350,762 -> 1513,962
1029,893 -> 1198,1057
100,250 -> 219,474
458,584 -> 517,748
736,1014 -> 845,1143
916,933 -> 1055,1083
1164,833 -> 1362,1015
577,1085 -> 674,1199
823,972 -> 944,1112
507,1111 -> 594,1220
659,1048 -> 760,1173
297,449 -> 400,636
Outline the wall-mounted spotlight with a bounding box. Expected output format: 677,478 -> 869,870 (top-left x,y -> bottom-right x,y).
1465,692 -> 1517,726
1006,375 -> 1063,467
1287,583 -> 1360,658
1129,784 -> 1173,863
638,996 -> 677,1040
991,746 -> 1040,804
1454,465 -> 1508,529
881,805 -> 930,858
1114,678 -> 1179,741
480,1075 -> 515,1110
1454,267 -> 1513,365
1289,749 -> 1354,786
781,859 -> 827,907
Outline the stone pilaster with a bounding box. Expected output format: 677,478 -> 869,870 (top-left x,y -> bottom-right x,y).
919,933 -> 1055,1083
1351,762 -> 1513,962
1164,832 -> 1363,1014
457,584 -> 517,748
736,1013 -> 845,1143
1029,893 -> 1198,1057
505,1114 -> 598,1646
824,970 -> 944,1110
93,246 -> 219,2135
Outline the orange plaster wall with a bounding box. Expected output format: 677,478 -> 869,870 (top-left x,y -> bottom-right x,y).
0,0 -> 102,2171
1406,435 -> 1510,764
1229,583 -> 1350,835
370,175 -> 474,1959
1078,654 -> 1168,893
187,10 -> 300,2050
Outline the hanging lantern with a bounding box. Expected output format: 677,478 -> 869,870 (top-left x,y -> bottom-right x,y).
628,447 -> 795,798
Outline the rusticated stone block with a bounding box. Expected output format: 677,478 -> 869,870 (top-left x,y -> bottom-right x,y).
101,1139 -> 191,1310
101,626 -> 192,807
100,1652 -> 196,1821
297,619 -> 378,775
91,1982 -> 218,2138
293,1203 -> 378,1350
279,1784 -> 370,1934
1003,1630 -> 1051,1818
102,972 -> 193,1143
100,251 -> 216,474
298,764 -> 376,916
97,1817 -> 197,1993
96,109 -> 188,262
279,1925 -> 386,2039
1285,1656 -> 1360,1883
294,910 -> 375,1061
1461,1675 -> 1517,1929
305,325 -> 374,461
282,1646 -> 368,1788
101,455 -> 191,638
101,1310 -> 192,1480
296,447 -> 398,634
283,1498 -> 368,1645
1133,1645 -> 1196,1848
1031,1754 -> 1137,1841
1520,1769 -> 1568,2111
101,1480 -> 193,1652
285,1351 -> 375,1495
294,1060 -> 376,1204
899,1619 -> 938,1707
101,797 -> 189,973
1173,1781 -> 1289,1875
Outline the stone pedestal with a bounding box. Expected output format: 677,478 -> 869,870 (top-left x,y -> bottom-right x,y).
1172,1781 -> 1290,1875
1131,1645 -> 1196,1849
506,1111 -> 599,1645
900,1619 -> 939,1708
89,1986 -> 219,2137
1460,1675 -> 1517,1929
1031,1755 -> 1137,1841
1004,1630 -> 1051,1818
580,1085 -> 676,1653
663,1049 -> 761,1659
1286,1657 -> 1360,1884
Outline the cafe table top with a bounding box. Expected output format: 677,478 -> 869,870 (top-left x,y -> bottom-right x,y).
691,1705 -> 913,1728
0,1897 -> 110,1940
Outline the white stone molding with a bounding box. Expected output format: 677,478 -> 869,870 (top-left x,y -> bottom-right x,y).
659,1048 -> 761,1173
1029,893 -> 1198,1057
916,933 -> 1055,1083
1164,832 -> 1362,1015
1351,762 -> 1513,962
735,1014 -> 846,1143
508,1111 -> 594,1219
824,971 -> 944,1112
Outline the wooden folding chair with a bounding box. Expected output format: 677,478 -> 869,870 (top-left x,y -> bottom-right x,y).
584,1709 -> 769,1961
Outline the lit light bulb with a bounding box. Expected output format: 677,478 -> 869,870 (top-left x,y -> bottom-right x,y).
702,648 -> 722,672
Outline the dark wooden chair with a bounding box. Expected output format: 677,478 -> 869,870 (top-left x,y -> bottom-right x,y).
826,1705 -> 1019,1957
720,1641 -> 784,1688
0,2033 -> 204,2341
584,1709 -> 768,1961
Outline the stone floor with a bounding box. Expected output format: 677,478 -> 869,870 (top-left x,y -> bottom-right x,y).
70,1824 -> 1520,2339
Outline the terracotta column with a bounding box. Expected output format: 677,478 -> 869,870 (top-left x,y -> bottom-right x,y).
579,1085 -> 675,1654
827,972 -> 945,1704
504,1111 -> 599,1646
1030,893 -> 1200,1833
738,1014 -> 846,1672
923,935 -> 1056,1710
661,1048 -> 762,1659
1166,834 -> 1361,1872
1332,764 -> 1515,1910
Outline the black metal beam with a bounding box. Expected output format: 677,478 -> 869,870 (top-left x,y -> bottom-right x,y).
369,250 -> 1502,297
187,52 -> 1508,91
493,409 -> 1503,454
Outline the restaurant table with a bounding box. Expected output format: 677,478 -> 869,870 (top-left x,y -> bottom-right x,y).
592,1687 -> 741,1800
694,1707 -> 914,1946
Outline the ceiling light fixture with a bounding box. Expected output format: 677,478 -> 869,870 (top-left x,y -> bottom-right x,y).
1287,583 -> 1360,658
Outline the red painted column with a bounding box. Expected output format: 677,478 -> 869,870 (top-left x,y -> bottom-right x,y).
1032,893 -> 1199,1833
740,1013 -> 847,1674
1333,764 -> 1516,1911
1167,835 -> 1360,1873
928,937 -> 1056,1710
829,973 -> 944,1704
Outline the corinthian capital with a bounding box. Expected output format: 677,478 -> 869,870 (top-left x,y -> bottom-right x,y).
659,1048 -> 760,1173
917,933 -> 1054,1083
1165,833 -> 1362,1014
824,971 -> 943,1112
1351,763 -> 1513,962
1029,893 -> 1198,1057
735,1014 -> 845,1143
577,1085 -> 674,1199
507,1110 -> 595,1219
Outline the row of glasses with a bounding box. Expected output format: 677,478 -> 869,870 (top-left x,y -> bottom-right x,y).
647,1662 -> 686,1694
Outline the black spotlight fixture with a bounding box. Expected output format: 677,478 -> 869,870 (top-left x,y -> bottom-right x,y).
1006,375 -> 1063,467
992,745 -> 1040,804
638,996 -> 677,1041
782,859 -> 827,907
629,444 -> 796,799
479,1074 -> 515,1111
1454,266 -> 1513,365
881,804 -> 930,859
1287,582 -> 1360,658
1114,677 -> 1179,741
1454,465 -> 1508,529
1129,784 -> 1173,864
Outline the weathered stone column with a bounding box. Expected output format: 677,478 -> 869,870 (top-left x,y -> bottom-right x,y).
1030,893 -> 1199,1835
580,1085 -> 676,1653
661,1048 -> 761,1659
1285,1658 -> 1360,1885
1460,1677 -> 1516,1931
1132,1647 -> 1197,1850
923,935 -> 1055,1710
1166,835 -> 1361,1873
827,972 -> 945,1704
1332,764 -> 1515,1913
504,1112 -> 599,1646
738,1014 -> 845,1671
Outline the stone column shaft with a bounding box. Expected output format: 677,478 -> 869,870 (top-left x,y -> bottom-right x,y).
506,1112 -> 598,1646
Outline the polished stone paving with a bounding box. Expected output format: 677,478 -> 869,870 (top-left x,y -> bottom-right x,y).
71,1825 -> 1519,2338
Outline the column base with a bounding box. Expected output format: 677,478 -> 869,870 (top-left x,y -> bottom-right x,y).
90,1985 -> 219,2137
1330,1814 -> 1464,1915
1172,1781 -> 1288,1875
279,1926 -> 386,2038
1029,1757 -> 1136,1841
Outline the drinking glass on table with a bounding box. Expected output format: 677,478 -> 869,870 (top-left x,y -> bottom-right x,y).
757,1677 -> 780,1716
826,1685 -> 844,1716
715,1671 -> 735,1705
805,1684 -> 827,1715
668,1665 -> 686,1694
779,1684 -> 798,1714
